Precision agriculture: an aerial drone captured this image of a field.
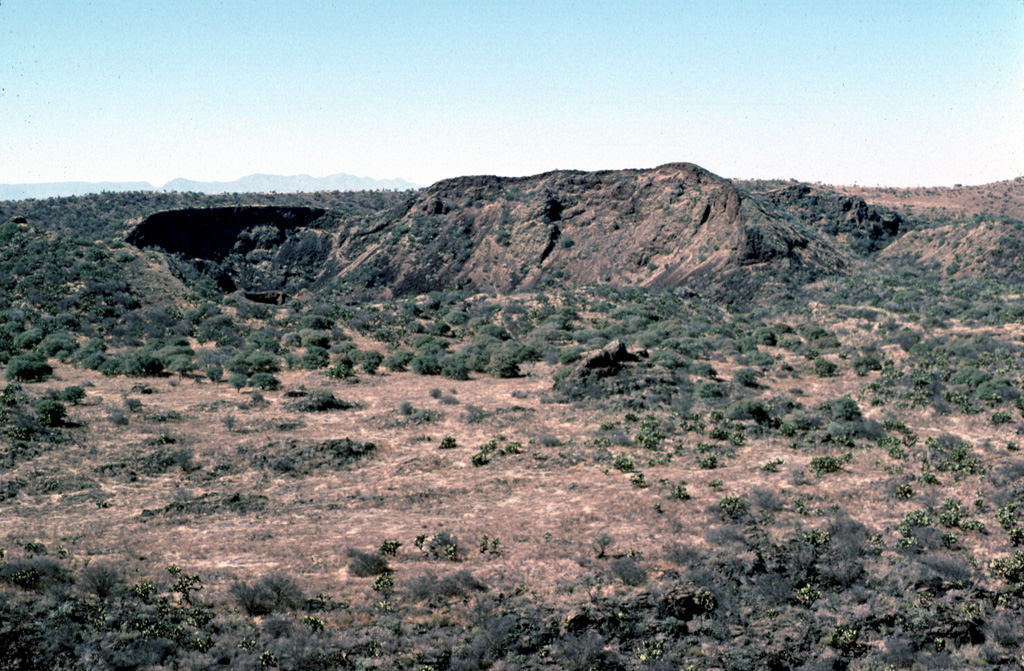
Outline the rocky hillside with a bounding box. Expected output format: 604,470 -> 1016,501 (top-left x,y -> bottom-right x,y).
126,163 -> 852,303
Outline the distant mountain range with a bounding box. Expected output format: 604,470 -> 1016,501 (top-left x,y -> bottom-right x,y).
0,173 -> 421,200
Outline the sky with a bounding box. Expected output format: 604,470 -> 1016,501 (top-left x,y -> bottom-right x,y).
1,1 -> 1022,188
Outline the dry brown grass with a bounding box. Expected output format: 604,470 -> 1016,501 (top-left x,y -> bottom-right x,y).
2,323 -> 1021,612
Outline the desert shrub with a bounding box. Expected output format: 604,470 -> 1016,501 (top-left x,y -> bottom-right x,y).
326,357 -> 354,380
79,351 -> 108,370
231,573 -> 305,615
407,569 -> 486,602
57,386 -> 86,404
996,504 -> 1018,530
6,354 -> 52,382
357,350 -> 384,374
813,358 -> 838,377
13,328 -> 45,350
697,382 -> 726,399
486,350 -> 521,378
853,353 -> 883,376
34,399 -> 66,427
0,557 -> 70,590
35,332 -> 77,359
751,326 -> 777,346
991,410 -> 1013,425
991,550 -> 1024,585
609,557 -> 647,585
248,372 -> 280,390
205,364 -> 223,382
634,414 -> 665,449
977,377 -> 1019,405
299,330 -> 331,349
298,388 -> 352,412
300,346 -> 330,370
379,539 -> 402,556
345,548 -> 391,577
425,531 -> 461,561
612,455 -> 634,472
139,446 -> 197,475
809,455 -> 847,476
930,435 -> 981,479
733,368 -> 760,388
80,563 -> 123,600
383,349 -> 414,372
718,495 -> 747,520
558,346 -> 586,365
831,396 -> 862,421
727,399 -> 773,424
554,632 -> 622,671
411,352 -> 442,375
440,356 -> 471,380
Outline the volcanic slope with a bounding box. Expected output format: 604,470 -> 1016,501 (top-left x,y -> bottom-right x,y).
126,163 -> 852,302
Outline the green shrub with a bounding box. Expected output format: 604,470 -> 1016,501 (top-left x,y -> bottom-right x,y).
205,364 -> 223,383
300,331 -> 331,349
853,354 -> 883,376
6,354 -> 52,382
813,358 -> 838,377
119,352 -> 164,377
719,496 -> 746,520
35,333 -> 77,359
411,352 -> 442,375
697,382 -> 725,399
977,377 -> 1019,405
384,350 -> 414,372
991,550 -> 1024,585
991,410 -> 1013,425
57,386 -> 86,404
486,350 -> 521,378
612,455 -> 634,472
34,400 -> 66,427
733,368 -> 760,388
379,539 -> 402,556
809,455 -> 845,477
996,504 -> 1018,530
440,356 -> 470,380
13,328 -> 45,350
248,373 -> 280,390
300,346 -> 330,370
358,350 -> 384,374
439,436 -> 457,450
831,397 -> 862,421
634,414 -> 665,449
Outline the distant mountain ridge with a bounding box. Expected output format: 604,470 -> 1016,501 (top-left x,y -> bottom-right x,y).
0,173 -> 420,200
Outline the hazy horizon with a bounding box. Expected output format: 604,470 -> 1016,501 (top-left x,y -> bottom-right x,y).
2,1 -> 1022,188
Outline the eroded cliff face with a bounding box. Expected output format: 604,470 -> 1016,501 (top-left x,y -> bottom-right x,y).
125,207 -> 340,297
353,162 -> 851,301
126,164 -> 852,302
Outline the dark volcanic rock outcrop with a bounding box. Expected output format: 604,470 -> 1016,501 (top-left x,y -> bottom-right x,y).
760,184 -> 901,255
347,163 -> 851,301
126,206 -> 340,296
126,164 -> 853,302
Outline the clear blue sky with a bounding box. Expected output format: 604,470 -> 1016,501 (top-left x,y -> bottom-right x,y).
2,1 -> 1022,187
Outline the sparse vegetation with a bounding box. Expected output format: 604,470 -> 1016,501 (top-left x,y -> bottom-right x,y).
2,171 -> 1024,669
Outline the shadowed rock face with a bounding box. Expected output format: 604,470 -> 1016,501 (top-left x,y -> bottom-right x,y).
759,185 -> 902,255
125,206 -> 329,261
125,164 -> 852,302
126,206 -> 338,297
